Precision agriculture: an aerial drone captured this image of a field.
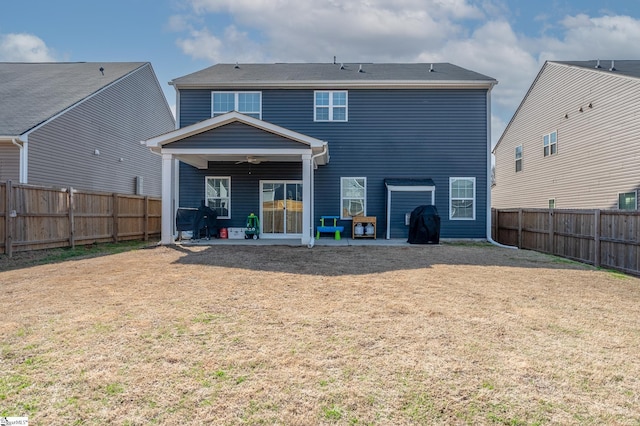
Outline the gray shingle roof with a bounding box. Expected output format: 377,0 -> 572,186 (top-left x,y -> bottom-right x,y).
553,60 -> 640,79
0,62 -> 147,136
171,63 -> 496,87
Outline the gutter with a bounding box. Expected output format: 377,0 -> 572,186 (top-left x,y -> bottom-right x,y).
485,89 -> 517,249
307,143 -> 329,249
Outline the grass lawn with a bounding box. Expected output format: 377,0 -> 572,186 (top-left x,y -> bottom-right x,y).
1,243 -> 639,425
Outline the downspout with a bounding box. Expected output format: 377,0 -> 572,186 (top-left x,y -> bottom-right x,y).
307,143 -> 328,248
485,88 -> 517,249
11,137 -> 27,183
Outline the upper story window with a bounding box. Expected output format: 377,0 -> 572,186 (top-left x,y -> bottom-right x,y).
543,131 -> 557,157
315,91 -> 348,122
450,177 -> 475,220
515,145 -> 523,172
212,92 -> 261,119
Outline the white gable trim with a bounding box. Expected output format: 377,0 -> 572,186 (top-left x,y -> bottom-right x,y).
145,111 -> 327,150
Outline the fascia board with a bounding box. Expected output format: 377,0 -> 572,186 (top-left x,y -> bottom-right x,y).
173,80 -> 497,90
386,185 -> 436,192
162,148 -> 313,155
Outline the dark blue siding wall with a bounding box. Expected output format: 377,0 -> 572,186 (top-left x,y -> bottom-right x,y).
171,122 -> 306,149
178,88 -> 488,238
180,162 -> 302,229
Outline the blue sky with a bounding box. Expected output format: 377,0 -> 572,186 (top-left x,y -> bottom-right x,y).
2,0 -> 640,146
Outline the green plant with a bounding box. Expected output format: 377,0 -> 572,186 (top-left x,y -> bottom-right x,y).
323,405 -> 343,421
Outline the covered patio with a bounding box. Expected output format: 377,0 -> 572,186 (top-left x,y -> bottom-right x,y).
144,112 -> 329,246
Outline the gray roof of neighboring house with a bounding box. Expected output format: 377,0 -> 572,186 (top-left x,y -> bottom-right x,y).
553,60 -> 640,79
0,62 -> 147,136
171,63 -> 497,87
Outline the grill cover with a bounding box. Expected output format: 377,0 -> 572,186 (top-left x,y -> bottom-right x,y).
407,205 -> 440,244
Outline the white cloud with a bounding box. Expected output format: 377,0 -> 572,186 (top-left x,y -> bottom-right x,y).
538,14 -> 640,61
0,33 -> 56,61
175,28 -> 224,62
178,0 -> 487,62
175,25 -> 265,63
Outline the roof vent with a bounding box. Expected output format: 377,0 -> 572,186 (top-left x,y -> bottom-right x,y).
429,63 -> 434,72
340,63 -> 345,70
99,66 -> 104,75
234,62 -> 240,69
595,59 -> 601,69
358,64 -> 364,73
609,60 -> 616,71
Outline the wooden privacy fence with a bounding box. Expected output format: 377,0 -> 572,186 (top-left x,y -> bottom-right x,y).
492,208 -> 640,276
1,181 -> 161,256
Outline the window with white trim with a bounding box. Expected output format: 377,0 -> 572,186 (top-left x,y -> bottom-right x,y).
212,92 -> 261,119
515,145 -> 523,172
543,131 -> 557,157
549,199 -> 555,209
205,176 -> 231,219
618,191 -> 637,210
450,177 -> 475,220
315,91 -> 348,122
341,177 -> 366,219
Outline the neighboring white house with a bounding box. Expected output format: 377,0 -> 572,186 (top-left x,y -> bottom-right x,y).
492,60 -> 640,210
0,62 -> 175,196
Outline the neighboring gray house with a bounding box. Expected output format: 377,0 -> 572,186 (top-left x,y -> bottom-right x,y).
0,62 -> 175,196
493,60 -> 640,210
145,62 -> 497,245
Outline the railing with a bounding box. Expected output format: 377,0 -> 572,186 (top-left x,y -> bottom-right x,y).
492,208 -> 640,276
1,181 -> 161,256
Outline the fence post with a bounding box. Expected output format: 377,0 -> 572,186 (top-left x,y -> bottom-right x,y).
68,187 -> 75,249
548,209 -> 554,254
493,208 -> 498,242
144,196 -> 149,241
518,208 -> 523,248
4,180 -> 13,257
112,193 -> 119,243
594,209 -> 601,268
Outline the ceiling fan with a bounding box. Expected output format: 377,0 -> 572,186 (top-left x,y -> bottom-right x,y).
235,156 -> 265,165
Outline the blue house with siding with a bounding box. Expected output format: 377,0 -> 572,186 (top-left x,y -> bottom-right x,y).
144,62 -> 497,245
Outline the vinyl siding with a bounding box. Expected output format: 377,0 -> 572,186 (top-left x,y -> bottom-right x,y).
0,143 -> 20,181
179,162 -> 301,229
493,63 -> 640,210
27,64 -> 174,196
179,88 -> 488,238
170,122 -> 309,150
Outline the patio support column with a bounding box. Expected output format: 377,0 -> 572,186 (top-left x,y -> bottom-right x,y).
161,153 -> 175,245
302,153 -> 312,245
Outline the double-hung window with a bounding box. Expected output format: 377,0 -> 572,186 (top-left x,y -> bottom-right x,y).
212,92 -> 261,119
515,145 -> 523,172
315,91 -> 348,121
543,131 -> 557,157
450,177 -> 475,220
205,176 -> 231,219
618,191 -> 637,210
341,177 -> 366,219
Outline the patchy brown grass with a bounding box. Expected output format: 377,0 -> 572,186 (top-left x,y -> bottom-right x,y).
1,243 -> 639,425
